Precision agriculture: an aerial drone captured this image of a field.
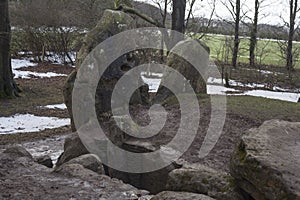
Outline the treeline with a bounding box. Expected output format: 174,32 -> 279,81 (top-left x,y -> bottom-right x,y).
187,18 -> 300,42
8,0 -> 115,63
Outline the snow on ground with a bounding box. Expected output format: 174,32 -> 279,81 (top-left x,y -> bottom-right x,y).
0,114 -> 70,135
12,58 -> 68,79
207,77 -> 300,103
12,59 -> 37,69
14,70 -> 67,79
141,73 -> 162,93
40,104 -> 67,110
141,75 -> 300,103
22,134 -> 69,165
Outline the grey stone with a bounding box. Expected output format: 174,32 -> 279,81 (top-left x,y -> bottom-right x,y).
63,9 -> 149,131
166,164 -> 243,200
230,120 -> 300,200
0,151 -> 149,199
35,155 -> 53,168
107,138 -> 182,194
150,191 -> 216,200
154,39 -> 210,103
59,154 -> 104,175
55,133 -> 89,167
3,146 -> 33,159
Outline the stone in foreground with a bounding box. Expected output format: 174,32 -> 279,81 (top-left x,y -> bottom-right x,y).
166,164 -> 243,200
230,120 -> 300,200
151,191 -> 215,200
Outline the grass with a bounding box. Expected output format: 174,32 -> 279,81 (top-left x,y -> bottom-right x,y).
199,34 -> 300,69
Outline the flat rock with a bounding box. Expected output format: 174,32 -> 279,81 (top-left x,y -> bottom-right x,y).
166,164 -> 243,200
230,120 -> 300,200
3,146 -> 33,159
151,191 -> 215,200
0,149 -> 149,200
55,154 -> 104,174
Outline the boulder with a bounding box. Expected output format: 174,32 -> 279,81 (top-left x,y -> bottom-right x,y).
107,138 -> 182,194
3,146 -> 33,159
64,9 -> 149,131
55,133 -> 89,167
75,9 -> 136,69
150,191 -> 216,200
0,150 -> 150,200
230,120 -> 300,200
166,164 -> 243,200
35,155 -> 53,168
56,154 -> 104,175
154,39 -> 210,103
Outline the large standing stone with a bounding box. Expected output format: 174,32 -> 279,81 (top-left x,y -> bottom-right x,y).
154,39 -> 210,103
166,164 -> 243,200
230,120 -> 300,200
63,9 -> 149,131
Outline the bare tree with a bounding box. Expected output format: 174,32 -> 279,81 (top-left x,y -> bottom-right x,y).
232,0 -> 240,68
249,0 -> 259,66
221,0 -> 241,68
286,0 -> 299,71
0,0 -> 19,98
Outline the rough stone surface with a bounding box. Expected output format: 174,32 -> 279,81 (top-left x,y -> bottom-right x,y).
150,191 -> 216,200
56,133 -> 89,167
0,149 -> 149,200
35,155 -> 53,168
154,39 -> 210,103
166,164 -> 243,200
230,120 -> 300,200
63,9 -> 149,131
3,146 -> 33,159
107,138 -> 182,194
57,154 -> 104,175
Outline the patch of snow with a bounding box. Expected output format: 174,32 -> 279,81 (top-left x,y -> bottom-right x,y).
207,85 -> 242,95
244,90 -> 300,103
12,59 -> 37,69
141,72 -> 164,78
141,75 -> 162,93
14,70 -> 67,79
12,58 -> 68,79
207,77 -> 300,103
40,104 -> 67,110
0,114 -> 70,134
22,135 -> 69,166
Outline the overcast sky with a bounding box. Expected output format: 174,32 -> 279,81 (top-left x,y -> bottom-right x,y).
136,0 -> 298,26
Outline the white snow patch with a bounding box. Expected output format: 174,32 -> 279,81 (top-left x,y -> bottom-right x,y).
12,59 -> 37,69
12,58 -> 68,79
244,90 -> 300,103
14,70 -> 67,79
207,77 -> 300,103
141,75 -> 162,93
40,104 -> 67,110
0,114 -> 70,134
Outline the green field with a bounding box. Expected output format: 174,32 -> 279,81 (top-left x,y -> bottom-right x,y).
198,34 -> 300,68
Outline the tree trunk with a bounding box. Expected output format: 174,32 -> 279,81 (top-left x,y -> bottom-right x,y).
0,0 -> 19,98
232,0 -> 240,68
286,0 -> 298,71
171,0 -> 186,33
249,0 -> 259,66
